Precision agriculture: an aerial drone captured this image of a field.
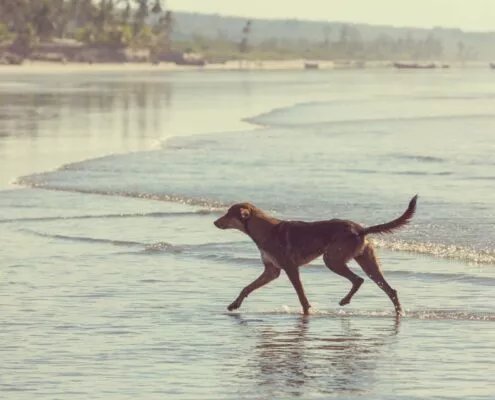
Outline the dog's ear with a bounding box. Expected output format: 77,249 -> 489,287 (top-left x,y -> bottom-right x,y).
239,207 -> 251,220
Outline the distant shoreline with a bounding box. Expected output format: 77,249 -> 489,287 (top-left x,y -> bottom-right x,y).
0,59 -> 492,75
0,59 -> 364,74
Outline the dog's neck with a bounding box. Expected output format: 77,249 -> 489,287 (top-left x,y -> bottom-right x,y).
243,211 -> 279,247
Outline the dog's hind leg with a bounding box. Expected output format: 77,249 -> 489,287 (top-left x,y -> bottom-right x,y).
323,253 -> 364,306
227,263 -> 280,312
354,243 -> 403,315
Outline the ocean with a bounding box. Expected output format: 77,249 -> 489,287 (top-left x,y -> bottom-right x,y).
1,68 -> 494,399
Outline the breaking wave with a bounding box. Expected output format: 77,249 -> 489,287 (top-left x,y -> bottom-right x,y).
388,153 -> 447,163
371,238 -> 495,266
0,209 -> 219,224
247,110 -> 495,129
19,229 -> 184,253
13,177 -> 229,210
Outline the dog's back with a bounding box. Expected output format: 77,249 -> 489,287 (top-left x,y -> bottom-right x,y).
268,219 -> 363,266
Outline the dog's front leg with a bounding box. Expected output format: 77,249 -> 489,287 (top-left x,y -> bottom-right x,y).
285,267 -> 311,315
228,264 -> 280,311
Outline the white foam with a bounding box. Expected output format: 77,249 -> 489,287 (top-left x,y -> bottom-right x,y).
372,237 -> 495,266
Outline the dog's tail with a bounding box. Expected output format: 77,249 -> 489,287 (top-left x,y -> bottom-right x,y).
361,195 -> 418,236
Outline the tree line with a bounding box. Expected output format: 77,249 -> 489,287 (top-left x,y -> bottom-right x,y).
0,1 -> 471,62
182,25 -> 447,62
0,1 -> 173,53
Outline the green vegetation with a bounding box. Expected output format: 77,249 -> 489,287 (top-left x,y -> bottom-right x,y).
173,29 -> 446,63
0,1 -> 173,57
0,1 -> 472,63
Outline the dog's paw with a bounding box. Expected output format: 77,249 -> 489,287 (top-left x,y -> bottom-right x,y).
227,301 -> 240,311
396,308 -> 405,317
339,298 -> 350,306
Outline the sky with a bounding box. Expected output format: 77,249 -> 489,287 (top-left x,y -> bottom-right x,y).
167,0 -> 495,32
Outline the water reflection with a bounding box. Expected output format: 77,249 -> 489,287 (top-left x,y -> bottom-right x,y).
0,78 -> 173,140
0,76 -> 173,185
230,314 -> 400,398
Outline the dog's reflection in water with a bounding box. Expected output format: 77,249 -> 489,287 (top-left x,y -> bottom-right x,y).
229,314 -> 400,397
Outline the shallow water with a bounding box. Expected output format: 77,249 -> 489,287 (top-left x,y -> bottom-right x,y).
1,69 -> 494,399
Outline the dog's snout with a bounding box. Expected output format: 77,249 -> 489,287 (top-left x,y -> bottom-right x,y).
215,214 -> 233,229
214,217 -> 225,229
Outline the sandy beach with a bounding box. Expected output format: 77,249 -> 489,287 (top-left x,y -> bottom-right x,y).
0,59 -> 339,74
1,59 -> 491,78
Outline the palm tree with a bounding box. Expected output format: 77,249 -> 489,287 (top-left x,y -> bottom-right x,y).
0,0 -> 32,34
132,0 -> 150,41
322,24 -> 331,48
73,0 -> 97,27
238,20 -> 252,68
239,20 -> 252,53
94,0 -> 117,34
151,0 -> 163,14
457,40 -> 465,66
121,0 -> 132,24
33,1 -> 56,40
162,11 -> 173,42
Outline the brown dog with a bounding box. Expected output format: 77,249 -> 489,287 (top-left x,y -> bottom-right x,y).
214,195 -> 418,316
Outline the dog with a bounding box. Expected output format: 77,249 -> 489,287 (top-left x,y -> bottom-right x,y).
214,195 -> 418,316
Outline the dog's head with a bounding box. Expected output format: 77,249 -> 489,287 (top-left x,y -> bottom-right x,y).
214,202 -> 254,231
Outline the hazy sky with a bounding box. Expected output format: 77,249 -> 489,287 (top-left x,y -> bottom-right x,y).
167,0 -> 495,32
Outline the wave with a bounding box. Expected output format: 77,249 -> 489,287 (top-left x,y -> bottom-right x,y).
11,193 -> 495,266
12,160 -> 495,267
371,238 -> 495,266
242,101 -> 322,127
411,93 -> 495,101
16,225 -> 495,284
0,210 -> 219,224
20,226 -> 495,267
464,176 -> 495,181
19,228 -> 183,253
21,228 -> 144,247
152,238 -> 495,276
386,270 -> 495,286
247,111 -> 495,129
390,170 -> 453,176
19,228 -> 247,257
344,168 -> 453,177
144,242 -> 184,253
230,307 -> 495,322
388,153 -> 447,163
13,178 -> 229,210
138,279 -> 166,284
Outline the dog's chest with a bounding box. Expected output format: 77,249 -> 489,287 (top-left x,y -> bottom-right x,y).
260,250 -> 282,269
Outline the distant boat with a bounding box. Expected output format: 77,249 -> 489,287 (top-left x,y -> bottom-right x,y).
304,62 -> 319,69
394,62 -> 436,69
490,63 -> 495,69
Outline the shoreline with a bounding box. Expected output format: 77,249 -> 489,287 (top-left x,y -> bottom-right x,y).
1,60 -> 492,190
1,59 -> 492,75
1,59 -> 334,74
0,67 -> 309,189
